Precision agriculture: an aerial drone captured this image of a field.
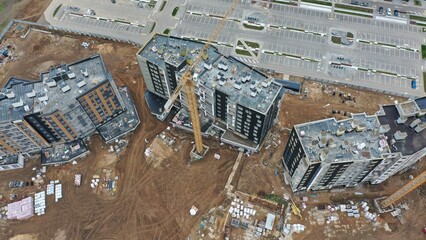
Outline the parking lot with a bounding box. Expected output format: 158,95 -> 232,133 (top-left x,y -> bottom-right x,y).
59,13 -> 146,36
172,0 -> 426,96
43,0 -> 426,96
45,0 -> 184,44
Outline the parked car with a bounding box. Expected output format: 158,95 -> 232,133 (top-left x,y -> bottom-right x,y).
86,9 -> 96,15
411,80 -> 418,89
394,10 -> 399,16
8,181 -> 25,188
386,8 -> 392,16
350,0 -> 359,5
360,2 -> 369,6
378,7 -> 384,14
111,0 -> 116,3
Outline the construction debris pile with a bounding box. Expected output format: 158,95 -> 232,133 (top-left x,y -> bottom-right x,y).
90,169 -> 119,195
0,42 -> 16,66
229,198 -> 257,220
107,139 -> 129,155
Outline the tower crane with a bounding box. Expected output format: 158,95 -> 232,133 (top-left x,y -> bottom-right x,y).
162,0 -> 239,154
380,170 -> 426,209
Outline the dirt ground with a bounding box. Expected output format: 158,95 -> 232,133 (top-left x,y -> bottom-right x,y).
0,0 -> 52,29
0,22 -> 424,240
0,25 -> 239,240
235,79 -> 426,239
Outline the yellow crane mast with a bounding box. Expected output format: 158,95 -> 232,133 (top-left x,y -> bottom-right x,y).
381,170 -> 426,209
163,0 -> 239,154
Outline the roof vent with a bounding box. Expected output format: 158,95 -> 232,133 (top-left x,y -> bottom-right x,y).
357,143 -> 366,150
327,138 -> 337,148
46,79 -> 57,87
336,126 -> 345,136
77,80 -> 86,88
409,118 -> 421,129
379,124 -> 390,133
341,140 -> 350,149
218,61 -> 228,71
203,62 -> 212,70
414,122 -> 426,133
393,131 -> 408,141
319,138 -> 327,148
241,73 -> 251,83
12,98 -> 24,108
397,116 -> 407,124
355,123 -> 366,132
26,90 -> 36,98
67,72 -> 76,79
5,90 -> 15,99
234,81 -> 242,90
300,131 -> 305,137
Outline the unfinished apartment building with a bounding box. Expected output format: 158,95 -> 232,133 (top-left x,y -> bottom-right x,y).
137,34 -> 282,151
0,55 -> 140,170
282,97 -> 426,192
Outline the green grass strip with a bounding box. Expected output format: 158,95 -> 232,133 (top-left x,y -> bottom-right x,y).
236,49 -> 252,56
301,0 -> 332,6
423,73 -> 426,92
243,23 -> 264,31
53,4 -> 63,17
160,1 -> 167,11
422,45 -> 426,59
410,15 -> 426,22
335,3 -> 373,13
172,7 -> 179,16
150,22 -> 156,33
244,41 -> 260,48
335,10 -> 372,18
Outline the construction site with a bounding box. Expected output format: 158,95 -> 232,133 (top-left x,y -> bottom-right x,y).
0,1 -> 424,239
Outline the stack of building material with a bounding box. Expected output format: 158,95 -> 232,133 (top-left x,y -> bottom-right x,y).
55,184 -> 62,202
230,198 -> 256,220
46,183 -> 54,195
74,174 -> 81,186
34,191 -> 46,216
6,197 -> 34,220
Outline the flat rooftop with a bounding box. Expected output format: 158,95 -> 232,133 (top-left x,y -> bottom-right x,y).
295,113 -> 391,164
41,139 -> 89,165
139,34 -> 281,114
98,87 -> 141,142
0,154 -> 19,165
378,105 -> 426,156
0,55 -> 109,125
415,97 -> 426,110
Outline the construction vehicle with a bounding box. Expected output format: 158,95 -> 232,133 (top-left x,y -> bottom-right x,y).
290,200 -> 302,220
380,170 -> 426,209
161,0 -> 239,157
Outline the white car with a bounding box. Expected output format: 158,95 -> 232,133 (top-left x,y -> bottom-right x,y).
386,8 -> 392,16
